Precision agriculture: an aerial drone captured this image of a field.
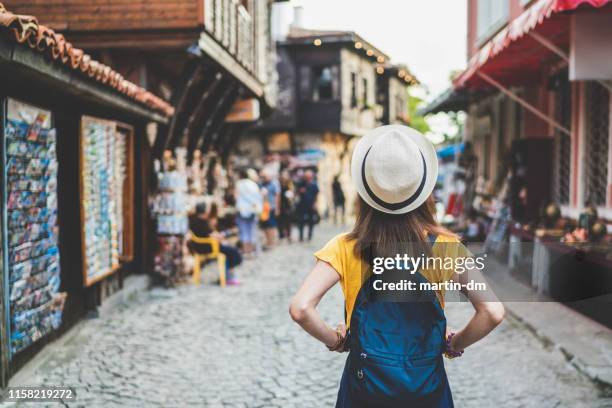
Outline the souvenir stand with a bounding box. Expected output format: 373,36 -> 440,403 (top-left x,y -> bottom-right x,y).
79,116 -> 135,287
152,151 -> 190,285
2,99 -> 66,355
520,207 -> 612,328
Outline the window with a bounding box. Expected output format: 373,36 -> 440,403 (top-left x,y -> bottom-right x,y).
552,73 -> 571,205
351,73 -> 358,108
312,66 -> 333,101
584,82 -> 610,206
477,0 -> 509,41
362,78 -> 369,109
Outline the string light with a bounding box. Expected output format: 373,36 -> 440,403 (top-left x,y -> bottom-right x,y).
377,56 -> 385,63
376,66 -> 384,75
398,70 -> 406,78
313,38 -> 322,46
366,49 -> 374,56
354,41 -> 363,49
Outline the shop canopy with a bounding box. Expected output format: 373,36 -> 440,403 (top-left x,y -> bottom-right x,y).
418,88 -> 469,116
453,0 -> 612,90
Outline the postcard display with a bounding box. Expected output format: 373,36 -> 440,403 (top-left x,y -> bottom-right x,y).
4,99 -> 66,354
80,117 -> 131,286
153,170 -> 189,283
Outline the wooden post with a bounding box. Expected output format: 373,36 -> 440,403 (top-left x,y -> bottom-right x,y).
0,222 -> 9,389
476,71 -> 571,136
0,96 -> 10,389
198,83 -> 239,152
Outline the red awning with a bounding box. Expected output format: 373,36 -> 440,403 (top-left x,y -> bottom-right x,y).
555,0 -> 612,11
453,0 -> 612,89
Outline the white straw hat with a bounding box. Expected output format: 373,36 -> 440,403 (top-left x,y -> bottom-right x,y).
351,125 -> 438,214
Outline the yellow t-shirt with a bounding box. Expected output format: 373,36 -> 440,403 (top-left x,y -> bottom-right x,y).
314,232 -> 469,328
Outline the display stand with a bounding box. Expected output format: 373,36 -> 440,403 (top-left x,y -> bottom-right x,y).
3,99 -> 66,355
152,170 -> 189,284
152,151 -> 190,285
79,116 -> 134,287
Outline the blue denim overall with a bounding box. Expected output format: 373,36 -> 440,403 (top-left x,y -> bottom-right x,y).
335,237 -> 453,407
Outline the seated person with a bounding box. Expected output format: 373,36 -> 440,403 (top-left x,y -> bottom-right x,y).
189,202 -> 242,285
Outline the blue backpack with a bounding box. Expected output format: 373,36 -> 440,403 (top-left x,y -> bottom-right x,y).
335,236 -> 453,408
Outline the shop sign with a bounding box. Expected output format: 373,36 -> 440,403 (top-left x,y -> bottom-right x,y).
225,98 -> 260,123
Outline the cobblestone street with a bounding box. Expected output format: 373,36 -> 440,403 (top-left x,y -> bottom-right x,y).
20,225 -> 611,407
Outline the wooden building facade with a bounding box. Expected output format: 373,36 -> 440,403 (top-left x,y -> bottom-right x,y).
6,0 -> 285,163
244,27 -> 418,216
423,0 -> 612,218
0,3 -> 173,386
420,0 -> 612,326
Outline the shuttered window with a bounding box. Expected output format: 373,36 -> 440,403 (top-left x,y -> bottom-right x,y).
552,73 -> 572,205
584,82 -> 610,206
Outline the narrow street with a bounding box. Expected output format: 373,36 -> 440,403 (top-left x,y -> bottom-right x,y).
18,225 -> 609,408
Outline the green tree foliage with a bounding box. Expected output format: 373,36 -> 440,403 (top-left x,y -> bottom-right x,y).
407,94 -> 431,134
441,111 -> 464,144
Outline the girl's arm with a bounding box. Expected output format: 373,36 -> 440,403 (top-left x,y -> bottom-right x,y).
289,261 -> 345,348
448,267 -> 505,351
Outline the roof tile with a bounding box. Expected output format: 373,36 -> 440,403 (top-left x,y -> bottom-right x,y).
0,2 -> 174,117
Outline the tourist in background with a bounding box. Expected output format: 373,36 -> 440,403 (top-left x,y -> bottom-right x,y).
296,170 -> 319,242
331,175 -> 345,225
235,169 -> 262,257
277,171 -> 295,243
259,168 -> 280,250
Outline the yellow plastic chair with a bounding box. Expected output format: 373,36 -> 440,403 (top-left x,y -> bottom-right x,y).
190,234 -> 227,287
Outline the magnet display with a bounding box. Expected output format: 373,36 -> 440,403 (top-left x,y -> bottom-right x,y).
79,117 -> 133,286
4,99 -> 65,355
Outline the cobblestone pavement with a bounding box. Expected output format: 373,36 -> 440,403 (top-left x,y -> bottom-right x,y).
19,224 -> 612,407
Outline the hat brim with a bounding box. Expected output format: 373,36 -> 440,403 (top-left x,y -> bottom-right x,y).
351,125 -> 438,215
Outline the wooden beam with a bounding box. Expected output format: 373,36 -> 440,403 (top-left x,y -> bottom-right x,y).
0,95 -> 10,388
0,239 -> 8,388
198,84 -> 239,153
528,32 -> 612,93
182,72 -> 226,149
476,71 -> 571,136
162,59 -> 207,152
186,79 -> 233,162
528,32 -> 569,62
10,2 -> 202,33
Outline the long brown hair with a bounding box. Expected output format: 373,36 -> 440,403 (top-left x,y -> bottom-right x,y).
347,195 -> 453,262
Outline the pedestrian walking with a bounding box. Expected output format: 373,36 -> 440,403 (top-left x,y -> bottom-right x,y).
235,169 -> 262,257
332,175 -> 346,225
277,171 -> 295,243
290,125 -> 505,407
295,170 -> 319,242
260,168 -> 280,249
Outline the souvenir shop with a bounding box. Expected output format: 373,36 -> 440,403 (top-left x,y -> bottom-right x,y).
150,148 -> 235,286
0,7 -> 172,385
423,4 -> 612,328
